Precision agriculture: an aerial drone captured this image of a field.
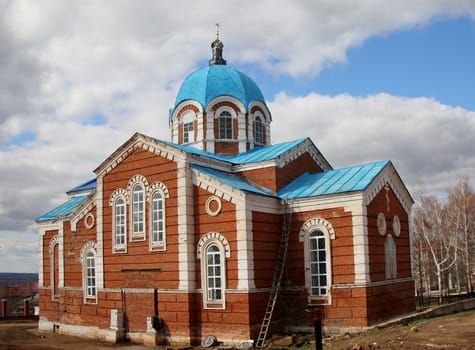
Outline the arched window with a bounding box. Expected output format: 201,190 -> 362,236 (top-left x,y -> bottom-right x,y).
48,236 -> 61,300
206,245 -> 222,301
198,232 -> 230,309
254,115 -> 263,144
132,184 -> 145,238
81,242 -> 97,302
181,110 -> 196,144
183,121 -> 194,143
299,217 -> 334,303
218,110 -> 233,139
309,230 -> 328,296
150,191 -> 166,250
85,251 -> 96,297
114,198 -> 126,247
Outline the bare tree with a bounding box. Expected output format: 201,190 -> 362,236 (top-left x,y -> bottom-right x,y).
412,195 -> 458,303
447,176 -> 475,295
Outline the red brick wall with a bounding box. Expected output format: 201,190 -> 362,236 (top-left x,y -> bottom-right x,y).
367,187 -> 412,281
214,141 -> 239,155
286,207 -> 355,286
365,279 -> 415,325
102,147 -> 179,290
250,206 -> 356,335
193,186 -> 238,289
63,214 -> 97,288
251,212 -> 281,289
239,152 -> 323,193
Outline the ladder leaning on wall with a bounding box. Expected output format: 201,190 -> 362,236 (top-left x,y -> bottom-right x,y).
255,200 -> 293,348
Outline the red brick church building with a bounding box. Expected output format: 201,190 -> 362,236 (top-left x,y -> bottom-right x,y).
37,35 -> 414,346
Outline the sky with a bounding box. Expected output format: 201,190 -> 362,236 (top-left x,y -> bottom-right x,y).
0,0 -> 474,273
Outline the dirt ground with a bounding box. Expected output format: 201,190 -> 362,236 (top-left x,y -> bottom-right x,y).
1,309 -> 475,350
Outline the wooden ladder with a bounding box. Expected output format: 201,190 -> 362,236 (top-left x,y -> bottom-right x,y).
255,200 -> 292,348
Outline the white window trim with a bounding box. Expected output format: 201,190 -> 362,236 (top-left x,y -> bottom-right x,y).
80,241 -> 98,304
149,189 -> 166,251
254,112 -> 264,145
197,232 -> 230,309
216,107 -> 236,141
48,235 -> 61,301
181,110 -> 196,144
127,175 -> 149,241
109,189 -> 128,253
299,217 -> 335,305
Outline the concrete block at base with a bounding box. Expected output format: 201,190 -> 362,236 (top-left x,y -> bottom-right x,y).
143,329 -> 158,346
103,329 -> 124,343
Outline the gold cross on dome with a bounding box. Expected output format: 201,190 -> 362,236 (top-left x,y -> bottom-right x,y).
215,22 -> 220,40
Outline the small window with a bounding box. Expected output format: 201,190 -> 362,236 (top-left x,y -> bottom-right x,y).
114,198 -> 126,247
150,191 -> 166,250
309,230 -> 328,296
219,111 -> 233,139
85,252 -> 96,297
132,184 -> 145,237
183,121 -> 194,143
254,116 -> 263,144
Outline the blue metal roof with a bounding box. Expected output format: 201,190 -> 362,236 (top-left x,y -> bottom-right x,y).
67,178 -> 96,194
191,164 -> 273,196
226,138 -> 309,164
36,196 -> 88,222
173,65 -> 266,112
277,160 -> 390,199
160,138 -> 308,165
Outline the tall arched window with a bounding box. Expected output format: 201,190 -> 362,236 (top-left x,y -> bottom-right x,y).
218,111 -> 233,139
114,198 -> 126,247
198,232 -> 230,309
254,115 -> 263,144
81,242 -> 97,302
309,230 -> 328,296
132,184 -> 145,238
85,251 -> 96,297
206,245 -> 222,301
150,191 -> 166,250
299,217 -> 334,303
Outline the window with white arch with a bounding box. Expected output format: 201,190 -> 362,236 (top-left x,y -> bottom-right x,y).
218,110 -> 233,139
81,242 -> 97,303
150,190 -> 165,250
109,188 -> 128,253
114,198 -> 126,246
181,110 -> 195,144
299,217 -> 335,303
131,183 -> 145,240
198,232 -> 230,309
254,114 -> 264,144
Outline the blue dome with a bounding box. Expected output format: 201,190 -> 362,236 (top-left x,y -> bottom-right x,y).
173,65 -> 266,111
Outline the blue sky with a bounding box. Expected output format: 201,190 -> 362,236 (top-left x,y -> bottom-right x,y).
0,1 -> 474,272
248,16 -> 475,111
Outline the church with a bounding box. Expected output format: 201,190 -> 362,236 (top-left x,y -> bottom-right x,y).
37,34 -> 415,346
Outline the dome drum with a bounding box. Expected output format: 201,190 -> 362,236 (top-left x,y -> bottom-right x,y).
169,36 -> 271,155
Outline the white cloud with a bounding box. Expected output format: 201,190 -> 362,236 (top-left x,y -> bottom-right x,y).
270,92 -> 475,195
0,0 -> 474,256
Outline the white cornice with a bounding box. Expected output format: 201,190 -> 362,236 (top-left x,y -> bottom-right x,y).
170,100 -> 203,125
205,96 -> 246,114
93,133 -> 188,177
190,167 -> 246,205
71,191 -> 97,232
363,162 -> 413,214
